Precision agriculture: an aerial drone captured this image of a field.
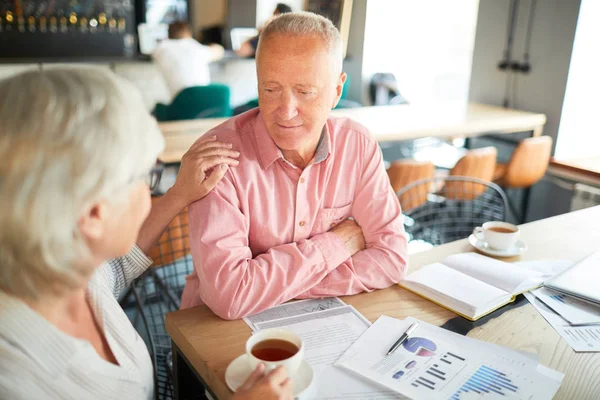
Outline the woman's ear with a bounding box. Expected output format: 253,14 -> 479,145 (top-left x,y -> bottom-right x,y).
78,200 -> 109,241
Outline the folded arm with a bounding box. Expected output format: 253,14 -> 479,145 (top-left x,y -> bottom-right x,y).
188,174 -> 352,320
298,138 -> 408,298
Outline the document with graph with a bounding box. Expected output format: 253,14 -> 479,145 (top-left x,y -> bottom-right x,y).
335,316 -> 564,400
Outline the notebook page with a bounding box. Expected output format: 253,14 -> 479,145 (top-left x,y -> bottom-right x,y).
403,263 -> 510,316
444,253 -> 544,294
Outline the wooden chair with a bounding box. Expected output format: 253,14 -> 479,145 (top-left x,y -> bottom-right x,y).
494,136 -> 553,222
445,146 -> 498,200
387,160 -> 435,211
396,176 -> 508,247
129,198 -> 195,400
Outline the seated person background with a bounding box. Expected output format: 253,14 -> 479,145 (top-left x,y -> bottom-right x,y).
236,3 -> 293,58
181,12 -> 408,319
153,21 -> 224,100
0,67 -> 290,399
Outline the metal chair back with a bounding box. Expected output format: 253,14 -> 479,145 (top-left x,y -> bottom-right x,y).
396,176 -> 508,247
129,202 -> 194,399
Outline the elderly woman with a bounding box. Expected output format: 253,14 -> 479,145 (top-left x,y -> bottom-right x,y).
0,68 -> 293,400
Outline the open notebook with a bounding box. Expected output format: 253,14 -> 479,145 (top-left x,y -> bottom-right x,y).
400,253 -> 546,321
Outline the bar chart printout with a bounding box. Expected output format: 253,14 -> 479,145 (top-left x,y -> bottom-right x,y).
335,316 -> 564,400
450,365 -> 519,399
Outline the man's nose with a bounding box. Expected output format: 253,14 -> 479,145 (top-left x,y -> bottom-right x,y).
277,91 -> 299,121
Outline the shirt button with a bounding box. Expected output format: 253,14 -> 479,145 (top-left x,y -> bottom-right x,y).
299,221 -> 305,227
300,177 -> 305,183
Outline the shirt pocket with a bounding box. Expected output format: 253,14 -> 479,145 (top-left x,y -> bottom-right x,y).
314,203 -> 353,235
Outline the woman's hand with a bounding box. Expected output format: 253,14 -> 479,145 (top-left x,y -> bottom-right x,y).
232,364 -> 294,400
170,135 -> 240,205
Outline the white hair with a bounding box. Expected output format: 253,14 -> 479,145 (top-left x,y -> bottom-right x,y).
258,11 -> 343,74
0,67 -> 164,299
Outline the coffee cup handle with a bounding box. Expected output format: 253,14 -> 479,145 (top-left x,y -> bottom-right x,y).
473,227 -> 485,241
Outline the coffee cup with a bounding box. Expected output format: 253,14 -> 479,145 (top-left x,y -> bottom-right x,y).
246,328 -> 304,375
473,221 -> 520,250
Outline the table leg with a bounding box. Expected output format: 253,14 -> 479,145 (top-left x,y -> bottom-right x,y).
172,341 -> 213,400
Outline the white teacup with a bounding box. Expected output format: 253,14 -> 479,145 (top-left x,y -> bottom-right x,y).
473,221 -> 520,250
246,328 -> 304,376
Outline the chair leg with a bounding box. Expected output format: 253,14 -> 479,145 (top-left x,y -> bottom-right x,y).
503,188 -> 523,224
521,187 -> 532,223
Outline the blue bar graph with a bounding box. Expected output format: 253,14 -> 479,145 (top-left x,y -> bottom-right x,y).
550,294 -> 566,303
449,365 -> 520,399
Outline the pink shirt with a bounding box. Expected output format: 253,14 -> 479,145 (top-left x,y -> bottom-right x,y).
180,109 -> 408,319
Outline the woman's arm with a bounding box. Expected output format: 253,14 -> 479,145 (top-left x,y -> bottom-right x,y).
136,136 -> 240,254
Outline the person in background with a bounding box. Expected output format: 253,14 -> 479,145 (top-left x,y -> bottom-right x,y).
181,12 -> 408,319
0,68 -> 292,400
153,21 -> 225,100
236,3 -> 293,58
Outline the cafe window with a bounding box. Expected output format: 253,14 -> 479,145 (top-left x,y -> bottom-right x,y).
362,0 -> 479,109
555,0 -> 600,160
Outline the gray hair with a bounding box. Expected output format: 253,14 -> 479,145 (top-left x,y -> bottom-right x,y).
258,11 -> 343,73
0,67 -> 164,299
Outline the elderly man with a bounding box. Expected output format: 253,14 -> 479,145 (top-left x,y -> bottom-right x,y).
180,12 -> 408,319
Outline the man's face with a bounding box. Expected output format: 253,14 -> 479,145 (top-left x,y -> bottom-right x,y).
257,34 -> 345,154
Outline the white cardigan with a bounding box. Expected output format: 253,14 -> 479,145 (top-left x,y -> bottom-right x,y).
0,246 -> 154,400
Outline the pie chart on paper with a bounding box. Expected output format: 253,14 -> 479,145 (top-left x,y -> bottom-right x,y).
402,337 -> 437,357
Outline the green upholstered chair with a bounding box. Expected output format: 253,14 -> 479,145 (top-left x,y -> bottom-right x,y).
153,84 -> 232,122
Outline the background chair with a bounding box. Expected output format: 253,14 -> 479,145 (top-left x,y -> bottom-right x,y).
387,159 -> 435,210
445,146 -> 498,200
128,199 -> 197,400
494,136 -> 552,222
449,146 -> 497,180
396,176 -> 508,247
154,84 -> 232,122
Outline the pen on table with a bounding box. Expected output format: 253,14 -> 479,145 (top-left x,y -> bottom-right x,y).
386,322 -> 419,356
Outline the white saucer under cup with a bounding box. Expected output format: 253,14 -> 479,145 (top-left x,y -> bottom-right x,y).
469,233 -> 527,257
225,354 -> 315,399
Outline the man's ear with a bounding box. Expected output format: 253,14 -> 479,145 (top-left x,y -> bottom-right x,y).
332,72 -> 348,109
78,200 -> 109,241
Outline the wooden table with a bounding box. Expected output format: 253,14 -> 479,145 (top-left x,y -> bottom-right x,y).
550,156 -> 600,186
158,102 -> 546,164
166,206 -> 600,400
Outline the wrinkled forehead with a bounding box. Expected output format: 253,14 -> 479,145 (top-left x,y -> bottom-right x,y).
257,33 -> 341,74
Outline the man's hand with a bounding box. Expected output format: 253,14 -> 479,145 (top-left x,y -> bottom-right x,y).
169,135 -> 240,206
233,364 -> 294,400
330,219 -> 366,256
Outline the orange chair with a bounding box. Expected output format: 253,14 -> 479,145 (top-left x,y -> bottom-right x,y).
387,160 -> 435,209
387,160 -> 435,211
494,136 -> 552,188
147,205 -> 190,267
445,146 -> 498,200
449,146 -> 498,180
494,136 -> 553,222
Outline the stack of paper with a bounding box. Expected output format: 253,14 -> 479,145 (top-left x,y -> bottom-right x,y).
335,316 -> 564,400
525,287 -> 600,352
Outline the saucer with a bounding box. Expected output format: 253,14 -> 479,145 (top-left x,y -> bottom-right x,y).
469,234 -> 527,257
225,354 -> 315,399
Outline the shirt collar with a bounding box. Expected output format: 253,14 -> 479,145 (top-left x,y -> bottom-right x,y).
254,113 -> 331,169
